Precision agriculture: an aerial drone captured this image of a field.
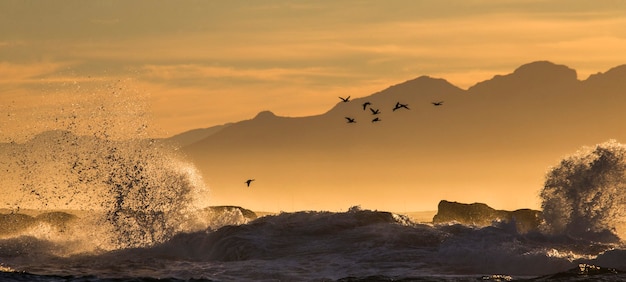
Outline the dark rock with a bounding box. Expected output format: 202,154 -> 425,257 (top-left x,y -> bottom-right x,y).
206,206 -> 257,220
432,200 -> 542,233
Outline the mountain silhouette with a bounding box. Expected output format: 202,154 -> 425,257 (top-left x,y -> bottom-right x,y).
584,64 -> 626,90
174,61 -> 626,211
468,61 -> 579,94
166,123 -> 232,147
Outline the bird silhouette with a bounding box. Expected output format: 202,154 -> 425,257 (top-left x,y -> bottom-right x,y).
432,101 -> 444,106
245,179 -> 255,187
393,102 -> 410,111
339,96 -> 351,102
370,108 -> 380,115
362,101 -> 371,110
345,117 -> 356,123
372,117 -> 381,123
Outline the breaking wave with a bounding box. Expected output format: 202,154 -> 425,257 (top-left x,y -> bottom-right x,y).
0,205 -> 625,280
0,80 -> 212,252
541,140 -> 626,242
2,134 -> 215,253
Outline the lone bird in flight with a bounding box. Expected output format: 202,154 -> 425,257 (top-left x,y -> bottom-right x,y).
432,101 -> 444,106
245,179 -> 255,187
345,117 -> 356,123
362,101 -> 371,110
372,117 -> 381,123
339,96 -> 351,102
370,108 -> 380,115
393,102 -> 410,111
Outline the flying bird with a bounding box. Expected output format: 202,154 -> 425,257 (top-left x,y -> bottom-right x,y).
345,117 -> 356,123
393,102 -> 410,111
362,101 -> 371,110
432,101 -> 444,106
370,108 -> 380,115
245,179 -> 255,187
339,96 -> 351,102
372,117 -> 381,123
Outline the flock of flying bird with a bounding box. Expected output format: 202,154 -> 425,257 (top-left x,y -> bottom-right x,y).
339,96 -> 443,124
244,96 -> 444,187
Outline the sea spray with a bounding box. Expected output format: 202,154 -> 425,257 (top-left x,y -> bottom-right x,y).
0,79 -> 210,252
96,137 -> 207,249
541,140 -> 626,242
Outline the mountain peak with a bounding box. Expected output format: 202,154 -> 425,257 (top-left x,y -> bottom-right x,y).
253,110 -> 277,120
326,75 -> 463,115
512,61 -> 577,80
581,64 -> 626,93
382,75 -> 461,94
360,75 -> 462,101
468,61 -> 578,93
586,64 -> 626,82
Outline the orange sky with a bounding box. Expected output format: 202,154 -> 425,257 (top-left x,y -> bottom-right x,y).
2,0 -> 626,140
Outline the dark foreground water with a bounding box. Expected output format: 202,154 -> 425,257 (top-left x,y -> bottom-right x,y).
1,207 -> 625,282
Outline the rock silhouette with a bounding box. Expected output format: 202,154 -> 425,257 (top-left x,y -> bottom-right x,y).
432,200 -> 542,233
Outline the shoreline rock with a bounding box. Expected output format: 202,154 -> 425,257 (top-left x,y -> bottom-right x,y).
432,200 -> 542,233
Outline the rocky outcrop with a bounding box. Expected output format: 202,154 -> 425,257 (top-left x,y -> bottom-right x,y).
206,206 -> 257,220
0,211 -> 77,236
432,200 -> 542,233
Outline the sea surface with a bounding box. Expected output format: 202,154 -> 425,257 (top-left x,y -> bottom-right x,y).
0,206 -> 625,281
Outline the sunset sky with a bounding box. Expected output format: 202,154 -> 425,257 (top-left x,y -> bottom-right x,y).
2,0 -> 626,139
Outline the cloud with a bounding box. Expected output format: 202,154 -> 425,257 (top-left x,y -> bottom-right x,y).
6,5 -> 626,83
0,61 -> 74,85
140,64 -> 357,85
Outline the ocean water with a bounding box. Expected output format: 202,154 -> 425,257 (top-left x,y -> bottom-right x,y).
2,95 -> 626,281
0,207 -> 625,281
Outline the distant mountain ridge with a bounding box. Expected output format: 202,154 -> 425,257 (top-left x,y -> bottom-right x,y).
172,61 -> 626,211
165,123 -> 233,147
173,61 -> 626,139
180,61 -> 626,145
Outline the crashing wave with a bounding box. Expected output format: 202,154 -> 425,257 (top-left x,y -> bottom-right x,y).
541,140 -> 626,242
151,207 -> 443,261
0,212 -> 76,238
187,206 -> 258,231
1,130 -> 210,251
